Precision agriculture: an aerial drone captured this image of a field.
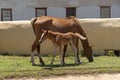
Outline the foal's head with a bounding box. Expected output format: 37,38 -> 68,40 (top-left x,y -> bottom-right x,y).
39,30 -> 48,43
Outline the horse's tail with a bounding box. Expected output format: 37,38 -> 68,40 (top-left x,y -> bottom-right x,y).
31,17 -> 37,36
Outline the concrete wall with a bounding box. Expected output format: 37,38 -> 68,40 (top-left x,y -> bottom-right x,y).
77,7 -> 100,18
47,7 -> 66,18
0,18 -> 120,55
111,5 -> 120,18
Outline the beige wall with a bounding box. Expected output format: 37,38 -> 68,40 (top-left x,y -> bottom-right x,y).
80,18 -> 120,54
0,18 -> 120,55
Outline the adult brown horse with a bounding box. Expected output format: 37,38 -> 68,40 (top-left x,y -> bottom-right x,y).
31,16 -> 93,66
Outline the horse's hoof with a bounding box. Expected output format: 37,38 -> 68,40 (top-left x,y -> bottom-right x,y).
80,60 -> 83,64
40,62 -> 45,66
75,62 -> 80,65
76,60 -> 82,65
61,63 -> 65,66
32,63 -> 36,66
89,59 -> 94,62
41,63 -> 45,66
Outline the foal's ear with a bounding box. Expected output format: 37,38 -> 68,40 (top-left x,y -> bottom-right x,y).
46,30 -> 48,34
90,44 -> 94,48
42,29 -> 48,33
42,29 -> 45,32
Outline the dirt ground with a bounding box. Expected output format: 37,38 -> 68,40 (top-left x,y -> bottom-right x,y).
39,73 -> 120,80
7,73 -> 120,80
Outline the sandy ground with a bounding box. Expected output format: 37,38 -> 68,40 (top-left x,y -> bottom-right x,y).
7,73 -> 120,80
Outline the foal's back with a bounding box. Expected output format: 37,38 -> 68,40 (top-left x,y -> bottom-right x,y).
46,31 -> 79,45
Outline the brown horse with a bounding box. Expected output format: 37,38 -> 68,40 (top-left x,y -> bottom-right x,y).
31,16 -> 93,65
39,30 -> 86,66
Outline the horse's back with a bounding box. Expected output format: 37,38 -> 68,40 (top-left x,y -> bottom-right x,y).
34,16 -> 79,33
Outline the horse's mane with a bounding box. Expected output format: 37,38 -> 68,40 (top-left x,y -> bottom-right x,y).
67,16 -> 86,36
67,16 -> 80,25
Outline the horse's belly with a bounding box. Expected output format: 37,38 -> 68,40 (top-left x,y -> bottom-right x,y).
50,27 -> 73,33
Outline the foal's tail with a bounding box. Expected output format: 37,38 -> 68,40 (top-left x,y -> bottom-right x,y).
75,33 -> 87,40
31,17 -> 37,36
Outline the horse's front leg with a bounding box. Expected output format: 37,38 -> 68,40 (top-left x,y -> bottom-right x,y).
51,44 -> 57,65
37,44 -> 45,65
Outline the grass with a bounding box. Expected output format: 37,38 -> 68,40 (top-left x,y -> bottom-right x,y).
0,55 -> 120,79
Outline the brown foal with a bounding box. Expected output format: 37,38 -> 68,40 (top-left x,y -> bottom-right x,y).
39,30 -> 86,66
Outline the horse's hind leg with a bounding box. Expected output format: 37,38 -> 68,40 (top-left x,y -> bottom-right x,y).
30,52 -> 35,66
37,44 -> 45,65
31,41 -> 37,65
31,36 -> 41,65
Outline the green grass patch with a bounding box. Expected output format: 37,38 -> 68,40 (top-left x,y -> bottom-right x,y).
0,55 -> 120,79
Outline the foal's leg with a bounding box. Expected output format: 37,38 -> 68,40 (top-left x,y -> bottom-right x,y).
37,44 -> 45,65
59,45 -> 65,66
71,39 -> 81,64
74,39 -> 81,64
51,45 -> 57,65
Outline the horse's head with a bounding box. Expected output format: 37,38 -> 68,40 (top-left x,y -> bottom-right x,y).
86,44 -> 94,62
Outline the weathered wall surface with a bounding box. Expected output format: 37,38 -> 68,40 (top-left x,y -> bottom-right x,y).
0,18 -> 120,55
80,18 -> 120,54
